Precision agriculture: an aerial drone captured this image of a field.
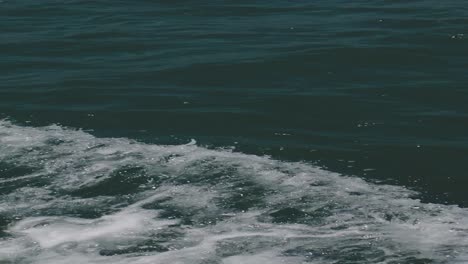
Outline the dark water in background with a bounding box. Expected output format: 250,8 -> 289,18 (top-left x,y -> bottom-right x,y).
1,1 -> 468,263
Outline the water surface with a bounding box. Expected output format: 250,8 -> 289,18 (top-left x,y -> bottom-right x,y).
1,1 -> 468,263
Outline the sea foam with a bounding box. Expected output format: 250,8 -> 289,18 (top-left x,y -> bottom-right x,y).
0,120 -> 467,263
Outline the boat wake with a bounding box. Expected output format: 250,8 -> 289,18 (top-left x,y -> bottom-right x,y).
0,120 -> 467,263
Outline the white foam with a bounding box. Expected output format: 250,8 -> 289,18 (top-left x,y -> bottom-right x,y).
1,120 -> 468,263
222,251 -> 304,264
11,209 -> 176,248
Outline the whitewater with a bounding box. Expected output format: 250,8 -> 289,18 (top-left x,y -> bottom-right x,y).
0,120 -> 467,263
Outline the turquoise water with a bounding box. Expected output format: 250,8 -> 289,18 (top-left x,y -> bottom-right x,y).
1,1 -> 468,263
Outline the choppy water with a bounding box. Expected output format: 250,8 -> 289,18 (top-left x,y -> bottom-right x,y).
1,1 -> 468,263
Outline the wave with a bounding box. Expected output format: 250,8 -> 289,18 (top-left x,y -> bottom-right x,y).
0,120 -> 467,263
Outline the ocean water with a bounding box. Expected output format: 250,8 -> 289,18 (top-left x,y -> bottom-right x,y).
1,1 -> 468,263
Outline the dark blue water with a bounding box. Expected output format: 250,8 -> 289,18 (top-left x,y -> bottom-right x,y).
1,1 -> 468,263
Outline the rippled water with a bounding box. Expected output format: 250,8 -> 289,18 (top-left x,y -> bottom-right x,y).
1,1 -> 468,263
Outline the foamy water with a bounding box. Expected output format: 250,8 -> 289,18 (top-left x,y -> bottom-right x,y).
0,120 -> 467,263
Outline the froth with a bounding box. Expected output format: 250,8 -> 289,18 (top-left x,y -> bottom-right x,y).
1,120 -> 468,263
11,209 -> 176,248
